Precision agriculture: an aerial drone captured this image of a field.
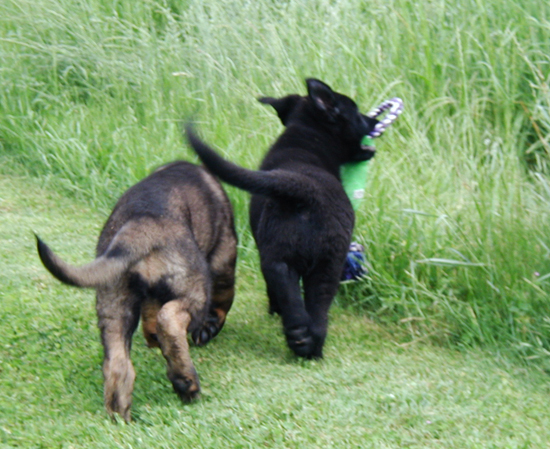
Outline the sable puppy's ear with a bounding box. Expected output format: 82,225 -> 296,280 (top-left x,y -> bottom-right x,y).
258,95 -> 301,125
305,78 -> 337,116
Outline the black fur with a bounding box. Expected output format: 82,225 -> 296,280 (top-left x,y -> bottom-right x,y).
186,79 -> 378,358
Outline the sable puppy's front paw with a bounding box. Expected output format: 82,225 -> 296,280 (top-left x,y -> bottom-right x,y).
169,372 -> 200,402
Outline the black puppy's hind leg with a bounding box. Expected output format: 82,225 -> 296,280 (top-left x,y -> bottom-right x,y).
96,285 -> 141,423
262,261 -> 315,358
302,265 -> 342,359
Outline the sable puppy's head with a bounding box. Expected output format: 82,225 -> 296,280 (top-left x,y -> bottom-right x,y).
258,78 -> 379,162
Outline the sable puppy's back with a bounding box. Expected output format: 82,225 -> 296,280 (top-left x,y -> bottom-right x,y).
96,161 -> 234,257
37,161 -> 235,289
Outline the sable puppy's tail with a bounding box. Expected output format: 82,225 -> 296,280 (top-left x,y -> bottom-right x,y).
185,124 -> 316,202
36,236 -> 131,287
36,219 -> 163,288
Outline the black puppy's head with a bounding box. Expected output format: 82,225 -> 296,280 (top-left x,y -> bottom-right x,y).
259,79 -> 379,162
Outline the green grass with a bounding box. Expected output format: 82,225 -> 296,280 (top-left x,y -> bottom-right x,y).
2,173 -> 550,447
2,0 -> 550,365
1,0 -> 550,444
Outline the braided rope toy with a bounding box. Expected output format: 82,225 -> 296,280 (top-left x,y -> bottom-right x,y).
367,97 -> 404,137
340,97 -> 403,281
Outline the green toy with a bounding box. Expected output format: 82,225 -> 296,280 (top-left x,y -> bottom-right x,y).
341,136 -> 374,210
341,98 -> 403,211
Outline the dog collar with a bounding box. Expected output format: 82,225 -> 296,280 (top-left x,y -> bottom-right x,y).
341,98 -> 403,211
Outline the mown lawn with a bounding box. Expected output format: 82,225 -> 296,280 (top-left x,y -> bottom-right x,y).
2,174 -> 550,448
3,0 -> 550,363
2,0 -> 550,445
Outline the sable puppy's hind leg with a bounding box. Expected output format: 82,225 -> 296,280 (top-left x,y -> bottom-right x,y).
157,300 -> 201,401
96,286 -> 141,423
192,234 -> 237,346
192,273 -> 235,346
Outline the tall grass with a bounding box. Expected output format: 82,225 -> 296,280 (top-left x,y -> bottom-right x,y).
1,0 -> 550,365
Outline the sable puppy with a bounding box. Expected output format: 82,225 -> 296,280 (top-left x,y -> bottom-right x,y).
36,161 -> 237,422
186,79 -> 378,359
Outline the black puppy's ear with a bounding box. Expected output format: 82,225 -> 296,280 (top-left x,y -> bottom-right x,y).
306,78 -> 338,117
258,95 -> 301,125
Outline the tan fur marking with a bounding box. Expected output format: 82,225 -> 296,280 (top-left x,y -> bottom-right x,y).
157,301 -> 200,399
141,300 -> 161,348
210,228 -> 237,317
199,169 -> 228,204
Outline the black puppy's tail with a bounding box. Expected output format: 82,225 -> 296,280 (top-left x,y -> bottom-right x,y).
185,124 -> 316,202
36,219 -> 164,288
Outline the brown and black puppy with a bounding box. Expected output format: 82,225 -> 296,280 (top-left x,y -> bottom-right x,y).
186,79 -> 379,359
36,161 -> 237,422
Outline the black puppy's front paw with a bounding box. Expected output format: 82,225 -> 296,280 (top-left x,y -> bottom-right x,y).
192,313 -> 222,346
285,326 -> 322,359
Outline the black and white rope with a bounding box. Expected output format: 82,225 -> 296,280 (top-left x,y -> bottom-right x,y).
367,97 -> 404,138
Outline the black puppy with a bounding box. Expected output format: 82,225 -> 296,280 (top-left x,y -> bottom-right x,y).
186,79 -> 378,358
